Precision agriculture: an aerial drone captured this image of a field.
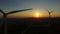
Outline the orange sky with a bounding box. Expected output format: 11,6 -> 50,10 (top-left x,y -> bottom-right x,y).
0,9 -> 60,18
7,9 -> 60,18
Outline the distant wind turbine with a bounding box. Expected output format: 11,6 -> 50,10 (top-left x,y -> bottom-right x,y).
46,9 -> 54,24
0,8 -> 32,34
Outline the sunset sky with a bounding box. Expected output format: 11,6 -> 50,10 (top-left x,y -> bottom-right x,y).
0,0 -> 60,18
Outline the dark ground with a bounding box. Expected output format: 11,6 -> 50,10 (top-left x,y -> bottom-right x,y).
0,17 -> 60,34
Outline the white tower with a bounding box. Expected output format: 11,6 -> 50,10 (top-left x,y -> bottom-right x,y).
0,8 -> 32,34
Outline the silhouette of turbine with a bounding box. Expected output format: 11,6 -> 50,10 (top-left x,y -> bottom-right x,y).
46,9 -> 54,24
0,8 -> 32,34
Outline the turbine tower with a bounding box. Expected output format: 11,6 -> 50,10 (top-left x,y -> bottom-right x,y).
0,8 -> 32,34
46,9 -> 54,24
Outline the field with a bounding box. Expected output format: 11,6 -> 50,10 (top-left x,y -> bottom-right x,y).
0,17 -> 60,34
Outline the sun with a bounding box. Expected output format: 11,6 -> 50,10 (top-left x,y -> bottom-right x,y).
36,13 -> 39,17
35,12 -> 40,17
33,9 -> 43,18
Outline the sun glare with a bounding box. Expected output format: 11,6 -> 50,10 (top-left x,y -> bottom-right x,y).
33,9 -> 43,18
35,12 -> 40,17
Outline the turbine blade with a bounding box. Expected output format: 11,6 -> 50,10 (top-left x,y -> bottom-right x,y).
50,10 -> 54,13
46,9 -> 50,13
6,8 -> 32,14
0,9 -> 5,15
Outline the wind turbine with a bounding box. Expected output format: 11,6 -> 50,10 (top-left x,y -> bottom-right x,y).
46,9 -> 54,24
0,8 -> 32,34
